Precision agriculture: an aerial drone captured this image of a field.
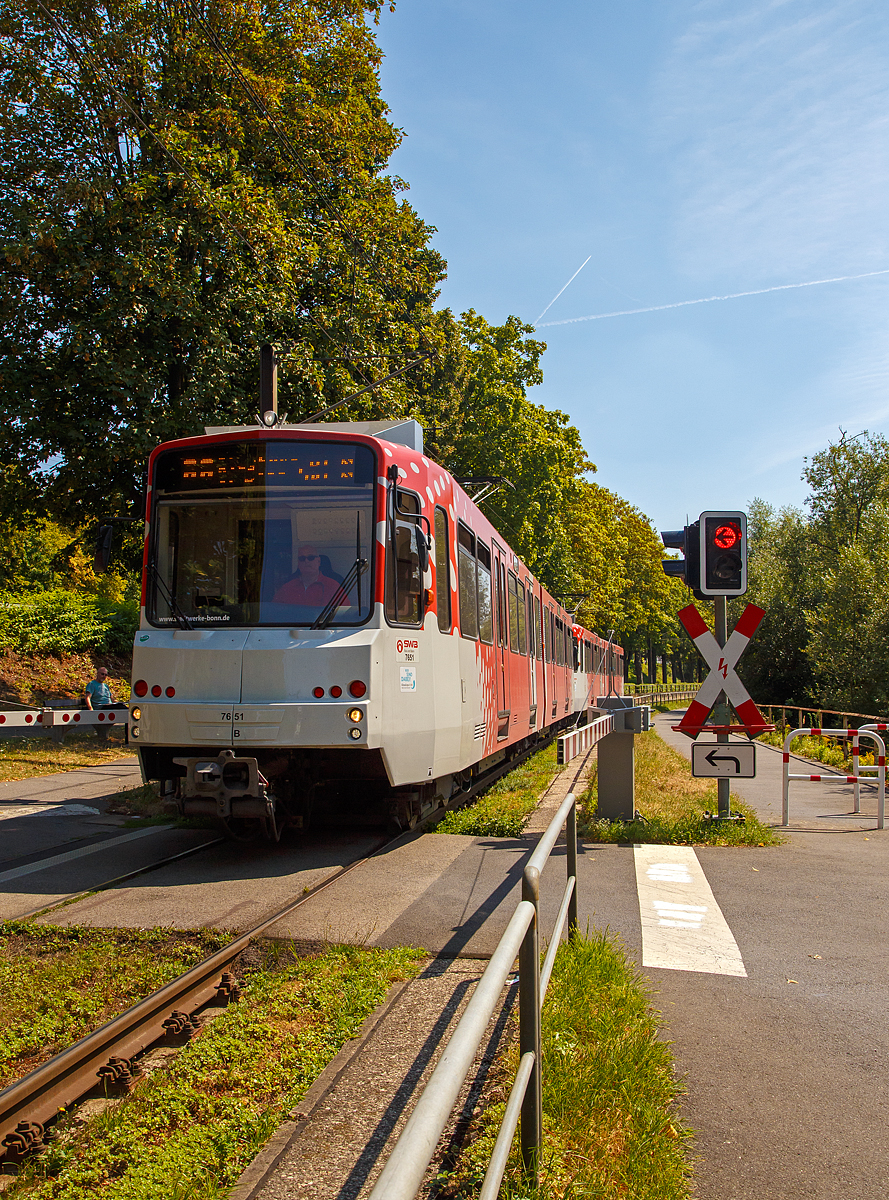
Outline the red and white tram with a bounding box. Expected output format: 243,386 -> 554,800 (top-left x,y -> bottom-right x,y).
128,419 -> 623,836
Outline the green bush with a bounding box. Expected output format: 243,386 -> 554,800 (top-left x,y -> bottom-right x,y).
0,589 -> 139,656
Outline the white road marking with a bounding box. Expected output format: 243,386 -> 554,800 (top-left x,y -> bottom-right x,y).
634,844 -> 747,977
0,826 -> 172,884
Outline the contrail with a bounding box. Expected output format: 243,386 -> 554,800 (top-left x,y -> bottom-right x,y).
538,267 -> 889,326
534,255 -> 592,325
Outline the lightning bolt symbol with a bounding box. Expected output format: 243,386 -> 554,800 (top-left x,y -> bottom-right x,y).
718,657 -> 728,680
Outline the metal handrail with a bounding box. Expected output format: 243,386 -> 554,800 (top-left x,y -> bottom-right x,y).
367,792 -> 580,1199
781,726 -> 886,830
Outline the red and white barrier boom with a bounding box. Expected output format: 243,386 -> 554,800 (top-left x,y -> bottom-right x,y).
674,603 -> 771,739
0,707 -> 125,735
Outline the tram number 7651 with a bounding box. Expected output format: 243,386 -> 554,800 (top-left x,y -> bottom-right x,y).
220,710 -> 245,738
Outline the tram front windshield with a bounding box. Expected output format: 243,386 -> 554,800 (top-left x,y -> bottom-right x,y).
149,440 -> 375,627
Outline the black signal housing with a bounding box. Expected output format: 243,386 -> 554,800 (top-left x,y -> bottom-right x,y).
699,511 -> 747,596
660,521 -> 702,599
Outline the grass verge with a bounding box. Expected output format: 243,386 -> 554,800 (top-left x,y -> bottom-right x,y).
6,944 -> 421,1200
436,930 -> 693,1199
0,733 -> 133,782
0,924 -> 233,1089
579,730 -> 782,846
433,743 -> 560,837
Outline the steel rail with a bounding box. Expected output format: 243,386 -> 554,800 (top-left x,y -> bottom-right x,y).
0,827 -> 396,1159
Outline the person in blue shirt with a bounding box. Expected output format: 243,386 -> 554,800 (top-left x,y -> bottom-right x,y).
85,667 -> 113,742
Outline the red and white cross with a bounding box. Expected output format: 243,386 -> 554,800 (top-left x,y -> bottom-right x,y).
677,603 -> 770,738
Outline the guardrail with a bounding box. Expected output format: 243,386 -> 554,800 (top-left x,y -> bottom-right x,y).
630,688 -> 697,705
759,703 -> 885,729
782,726 -> 886,829
367,792 -> 579,1199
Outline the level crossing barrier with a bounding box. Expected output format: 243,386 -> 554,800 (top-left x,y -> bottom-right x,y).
0,706 -> 127,739
782,726 -> 886,830
367,793 -> 580,1199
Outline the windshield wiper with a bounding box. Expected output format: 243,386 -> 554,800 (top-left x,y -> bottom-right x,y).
311,556 -> 368,630
147,563 -> 193,630
312,510 -> 368,630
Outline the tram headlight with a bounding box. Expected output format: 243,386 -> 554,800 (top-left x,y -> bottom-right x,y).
348,727 -> 362,739
131,727 -> 140,739
347,708 -> 364,723
131,707 -> 142,721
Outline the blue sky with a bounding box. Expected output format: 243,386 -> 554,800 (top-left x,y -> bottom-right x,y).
375,0 -> 889,531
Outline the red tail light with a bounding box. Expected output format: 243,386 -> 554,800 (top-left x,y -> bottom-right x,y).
349,680 -> 367,698
165,686 -> 175,697
330,686 -> 342,698
151,685 -> 162,697
134,680 -> 148,697
313,686 -> 325,698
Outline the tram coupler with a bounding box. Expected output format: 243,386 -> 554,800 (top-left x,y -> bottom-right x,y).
172,750 -> 275,822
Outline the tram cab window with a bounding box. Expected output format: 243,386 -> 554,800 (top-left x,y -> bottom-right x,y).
507,573 -> 519,653
572,637 -> 580,671
458,523 -> 478,638
386,489 -> 424,626
476,540 -> 494,644
149,440 -> 374,629
434,507 -> 451,633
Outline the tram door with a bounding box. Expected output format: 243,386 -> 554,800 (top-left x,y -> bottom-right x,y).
493,542 -> 510,740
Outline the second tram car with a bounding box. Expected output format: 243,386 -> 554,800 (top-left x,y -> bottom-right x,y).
128,418 -> 623,836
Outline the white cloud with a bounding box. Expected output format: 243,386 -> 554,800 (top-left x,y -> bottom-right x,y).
656,0 -> 889,284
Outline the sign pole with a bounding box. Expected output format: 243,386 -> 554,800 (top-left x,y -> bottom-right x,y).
714,595 -> 730,818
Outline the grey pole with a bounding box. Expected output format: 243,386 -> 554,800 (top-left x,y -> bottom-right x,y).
714,595 -> 730,819
566,802 -> 578,937
519,865 -> 542,1180
260,344 -> 278,417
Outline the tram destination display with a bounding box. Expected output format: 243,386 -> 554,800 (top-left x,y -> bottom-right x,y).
155,441 -> 374,493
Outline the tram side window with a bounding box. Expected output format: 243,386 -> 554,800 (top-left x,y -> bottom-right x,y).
477,540 -> 494,643
573,637 -> 580,672
458,523 -> 478,638
534,595 -> 542,659
516,581 -> 527,655
434,507 -> 450,633
507,573 -> 519,652
386,489 -> 423,626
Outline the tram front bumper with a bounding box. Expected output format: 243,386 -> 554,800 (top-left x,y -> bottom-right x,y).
130,701 -> 372,748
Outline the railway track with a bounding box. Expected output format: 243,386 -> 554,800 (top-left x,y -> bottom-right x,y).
0,733 -> 556,1168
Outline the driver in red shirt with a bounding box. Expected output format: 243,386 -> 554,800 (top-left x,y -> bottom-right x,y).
274,544 -> 340,607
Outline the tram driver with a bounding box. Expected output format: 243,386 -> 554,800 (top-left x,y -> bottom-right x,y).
273,544 -> 340,608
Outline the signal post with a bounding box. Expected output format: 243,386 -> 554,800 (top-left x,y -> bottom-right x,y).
661,511 -> 771,820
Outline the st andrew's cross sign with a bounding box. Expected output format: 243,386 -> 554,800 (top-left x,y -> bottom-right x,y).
675,602 -> 771,739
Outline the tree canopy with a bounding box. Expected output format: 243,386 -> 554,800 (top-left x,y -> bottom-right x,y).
0,0 -> 691,665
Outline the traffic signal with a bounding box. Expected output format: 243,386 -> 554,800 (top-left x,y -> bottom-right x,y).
661,521 -> 701,597
699,511 -> 746,596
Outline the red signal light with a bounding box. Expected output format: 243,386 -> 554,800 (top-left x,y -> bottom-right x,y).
713,523 -> 741,550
